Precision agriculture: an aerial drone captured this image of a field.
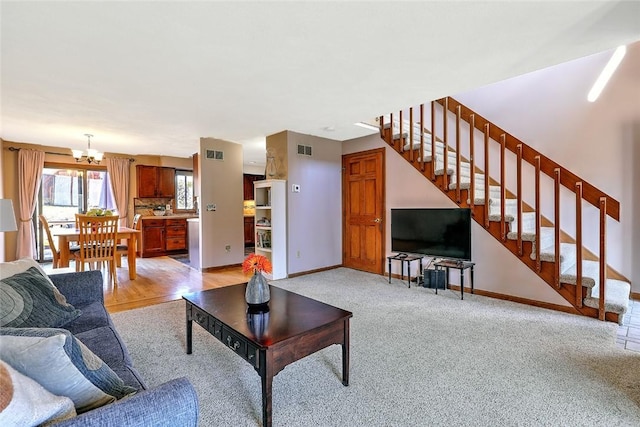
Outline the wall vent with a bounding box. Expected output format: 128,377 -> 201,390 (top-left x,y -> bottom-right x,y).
297,144 -> 312,156
206,149 -> 224,160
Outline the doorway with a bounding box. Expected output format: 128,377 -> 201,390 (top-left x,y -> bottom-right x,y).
36,166 -> 113,262
342,148 -> 385,274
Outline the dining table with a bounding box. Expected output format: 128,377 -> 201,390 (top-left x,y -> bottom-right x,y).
51,226 -> 141,280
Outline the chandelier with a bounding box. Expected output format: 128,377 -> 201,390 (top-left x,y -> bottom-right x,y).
72,134 -> 103,164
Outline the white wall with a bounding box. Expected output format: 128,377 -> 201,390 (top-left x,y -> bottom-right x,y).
343,134 -> 570,307
454,41 -> 640,291
198,137 -> 244,269
285,131 -> 343,275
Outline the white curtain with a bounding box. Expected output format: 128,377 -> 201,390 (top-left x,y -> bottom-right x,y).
105,157 -> 130,227
16,149 -> 44,259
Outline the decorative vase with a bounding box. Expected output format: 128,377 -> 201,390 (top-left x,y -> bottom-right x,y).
266,156 -> 277,178
245,270 -> 270,306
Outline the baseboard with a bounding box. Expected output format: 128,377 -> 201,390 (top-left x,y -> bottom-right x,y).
446,284 -> 579,315
631,291 -> 640,302
287,265 -> 342,279
200,263 -> 242,273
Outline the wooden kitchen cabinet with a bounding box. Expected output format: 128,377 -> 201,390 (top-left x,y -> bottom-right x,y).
140,217 -> 188,257
141,219 -> 165,257
137,165 -> 176,198
166,218 -> 187,251
244,216 -> 255,246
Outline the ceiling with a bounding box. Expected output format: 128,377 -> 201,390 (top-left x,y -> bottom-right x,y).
2,1 -> 639,168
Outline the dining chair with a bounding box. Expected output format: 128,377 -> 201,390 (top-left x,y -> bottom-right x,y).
74,214 -> 120,285
39,215 -> 62,268
39,215 -> 80,269
116,213 -> 141,267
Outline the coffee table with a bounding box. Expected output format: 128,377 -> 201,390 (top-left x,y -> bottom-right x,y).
183,284 -> 353,427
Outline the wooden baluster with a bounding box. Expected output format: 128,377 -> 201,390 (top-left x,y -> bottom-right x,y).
535,156 -> 541,271
431,101 -> 436,181
398,111 -> 403,152
575,182 -> 583,308
469,114 -> 475,214
379,115 -> 384,138
443,98 -> 449,190
409,107 -> 414,161
516,144 -> 523,255
554,168 -> 561,289
455,105 -> 461,203
484,123 -> 490,229
420,104 -> 425,171
500,134 -> 506,241
599,197 -> 607,320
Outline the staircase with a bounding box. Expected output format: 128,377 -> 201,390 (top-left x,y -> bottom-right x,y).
379,97 -> 631,324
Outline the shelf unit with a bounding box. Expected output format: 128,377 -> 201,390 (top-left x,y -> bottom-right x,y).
254,179 -> 287,280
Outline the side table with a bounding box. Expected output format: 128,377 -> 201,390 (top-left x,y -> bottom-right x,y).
387,254 -> 423,288
433,259 -> 475,300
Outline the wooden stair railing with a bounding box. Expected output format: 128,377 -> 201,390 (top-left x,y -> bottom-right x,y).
378,96 -> 623,322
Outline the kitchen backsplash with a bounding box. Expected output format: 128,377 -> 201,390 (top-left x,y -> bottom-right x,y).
134,197 -> 173,216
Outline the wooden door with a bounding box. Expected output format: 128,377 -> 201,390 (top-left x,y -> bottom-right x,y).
342,148 -> 385,274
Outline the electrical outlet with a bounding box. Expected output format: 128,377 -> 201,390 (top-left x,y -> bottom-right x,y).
225,245 -> 231,253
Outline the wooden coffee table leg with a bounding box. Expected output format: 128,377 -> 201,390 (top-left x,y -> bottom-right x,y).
261,353 -> 273,427
342,319 -> 350,386
186,308 -> 193,354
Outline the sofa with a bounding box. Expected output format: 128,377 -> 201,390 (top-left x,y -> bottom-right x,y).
0,259 -> 198,426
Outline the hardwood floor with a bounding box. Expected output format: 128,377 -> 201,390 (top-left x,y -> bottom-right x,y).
44,256 -> 248,313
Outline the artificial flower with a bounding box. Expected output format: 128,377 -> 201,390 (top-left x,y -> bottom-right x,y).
242,253 -> 273,275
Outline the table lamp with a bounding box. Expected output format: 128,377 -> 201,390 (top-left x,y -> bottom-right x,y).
0,199 -> 18,232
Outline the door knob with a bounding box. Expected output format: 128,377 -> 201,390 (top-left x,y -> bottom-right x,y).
374,218 -> 381,223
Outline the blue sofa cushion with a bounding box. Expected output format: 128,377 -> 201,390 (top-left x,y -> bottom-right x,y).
0,267 -> 81,328
62,301 -> 110,335
0,327 -> 137,413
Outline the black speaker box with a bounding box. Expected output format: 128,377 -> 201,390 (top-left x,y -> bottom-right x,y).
423,269 -> 445,289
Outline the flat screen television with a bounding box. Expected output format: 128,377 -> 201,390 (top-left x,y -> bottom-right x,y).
391,208 -> 472,260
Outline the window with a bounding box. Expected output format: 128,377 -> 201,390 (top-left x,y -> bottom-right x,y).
175,170 -> 194,211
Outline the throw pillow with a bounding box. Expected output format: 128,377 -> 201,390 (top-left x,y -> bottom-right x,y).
0,257 -> 73,307
0,328 -> 137,413
0,256 -> 53,282
0,360 -> 76,426
0,267 -> 81,328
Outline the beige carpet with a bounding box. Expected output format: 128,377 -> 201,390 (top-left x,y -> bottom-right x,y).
112,268 -> 640,426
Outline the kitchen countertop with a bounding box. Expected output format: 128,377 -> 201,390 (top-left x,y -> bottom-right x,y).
139,214 -> 199,220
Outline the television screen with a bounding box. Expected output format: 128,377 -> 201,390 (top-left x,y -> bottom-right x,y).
391,208 -> 471,260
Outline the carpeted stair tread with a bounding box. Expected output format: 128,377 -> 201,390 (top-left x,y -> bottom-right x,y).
559,259 -> 600,288
583,279 -> 631,321
506,214 -> 550,242
468,185 -> 502,205
528,227 -> 556,254
487,197 -> 517,222
536,242 -> 577,265
448,173 -> 485,190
